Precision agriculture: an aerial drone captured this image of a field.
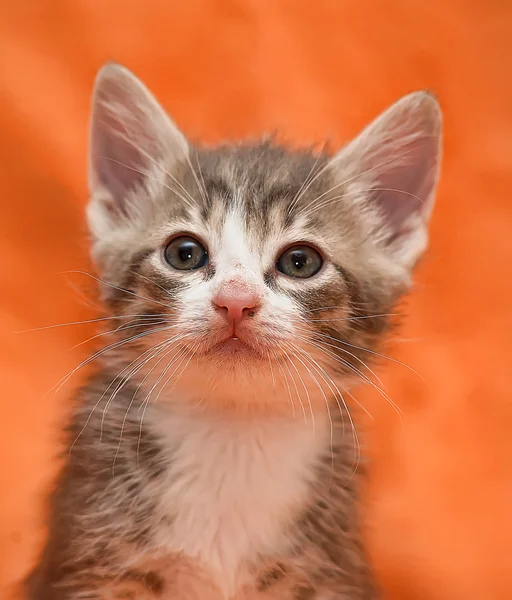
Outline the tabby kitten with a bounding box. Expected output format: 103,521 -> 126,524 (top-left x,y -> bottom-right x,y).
27,64 -> 442,599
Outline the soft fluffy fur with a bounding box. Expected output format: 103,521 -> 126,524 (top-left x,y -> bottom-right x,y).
27,64 -> 442,599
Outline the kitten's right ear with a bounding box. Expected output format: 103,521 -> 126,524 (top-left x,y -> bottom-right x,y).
88,63 -> 188,236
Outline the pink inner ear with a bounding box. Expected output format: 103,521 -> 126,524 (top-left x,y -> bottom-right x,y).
91,105 -> 149,206
89,65 -> 184,214
373,140 -> 439,237
344,94 -> 441,244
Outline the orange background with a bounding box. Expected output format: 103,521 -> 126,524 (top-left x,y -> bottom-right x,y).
1,1 -> 511,599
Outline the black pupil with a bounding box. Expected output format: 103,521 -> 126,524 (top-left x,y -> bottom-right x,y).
179,242 -> 196,263
290,251 -> 307,270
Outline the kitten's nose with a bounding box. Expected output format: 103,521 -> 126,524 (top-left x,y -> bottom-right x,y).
213,287 -> 260,324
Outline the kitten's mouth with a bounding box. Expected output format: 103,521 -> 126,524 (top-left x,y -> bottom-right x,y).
202,331 -> 265,360
212,335 -> 252,353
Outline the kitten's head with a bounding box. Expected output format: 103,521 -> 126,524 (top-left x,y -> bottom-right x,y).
87,64 -> 442,412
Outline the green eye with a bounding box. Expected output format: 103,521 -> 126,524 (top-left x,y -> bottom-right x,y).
276,245 -> 323,279
164,236 -> 208,270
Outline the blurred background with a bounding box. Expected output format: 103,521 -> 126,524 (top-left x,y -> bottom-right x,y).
1,1 -> 511,598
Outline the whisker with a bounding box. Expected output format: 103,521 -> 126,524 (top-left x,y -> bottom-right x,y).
68,338 -> 172,455
137,343 -> 198,463
194,147 -> 210,207
295,325 -> 385,387
184,147 -> 208,207
165,342 -> 198,394
60,270 -> 171,309
305,312 -> 398,320
271,349 -> 296,419
16,313 -> 168,334
70,319 -> 172,350
300,321 -> 423,381
294,334 -> 378,421
112,337 -> 189,475
295,333 -> 403,425
333,337 -> 424,381
288,147 -> 326,214
291,344 -> 361,478
136,346 -> 189,420
281,350 -> 308,423
127,270 -> 170,295
64,276 -> 103,311
103,333 -> 187,447
286,341 -> 335,472
50,324 -> 178,397
267,350 -> 276,391
282,342 -> 315,430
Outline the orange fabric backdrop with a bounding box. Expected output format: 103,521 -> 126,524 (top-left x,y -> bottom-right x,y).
1,1 -> 511,598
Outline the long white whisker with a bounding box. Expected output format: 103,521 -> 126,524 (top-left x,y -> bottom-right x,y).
294,335 -> 375,421
306,312 -> 398,320
70,320 -> 172,350
271,349 -> 296,419
326,335 -> 424,381
184,148 -> 208,206
127,270 -> 170,295
61,270 -> 171,309
291,344 -> 361,478
281,350 -> 308,423
16,313 -> 168,334
136,343 -> 198,462
194,147 -> 210,207
68,338 -> 172,455
112,337 -> 189,475
340,339 -> 425,381
101,332 -> 186,445
165,342 -> 198,394
296,333 -> 402,424
288,148 -> 326,214
282,342 -> 315,430
50,324 -> 177,397
286,341 -> 336,473
295,326 -> 385,387
267,350 -> 276,390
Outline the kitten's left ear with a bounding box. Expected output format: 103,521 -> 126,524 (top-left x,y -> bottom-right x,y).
329,92 -> 442,270
88,63 -> 188,236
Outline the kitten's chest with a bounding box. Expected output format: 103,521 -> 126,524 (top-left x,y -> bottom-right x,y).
148,409 -> 325,594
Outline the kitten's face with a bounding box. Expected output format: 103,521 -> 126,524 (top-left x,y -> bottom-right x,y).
87,65 -> 441,410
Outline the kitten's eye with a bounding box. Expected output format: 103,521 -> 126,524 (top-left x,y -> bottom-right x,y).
276,246 -> 322,279
164,236 -> 208,270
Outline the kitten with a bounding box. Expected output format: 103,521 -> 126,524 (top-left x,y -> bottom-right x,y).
27,64 -> 442,599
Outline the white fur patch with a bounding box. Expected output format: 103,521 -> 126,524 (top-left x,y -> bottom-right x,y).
148,407 -> 327,596
217,209 -> 258,272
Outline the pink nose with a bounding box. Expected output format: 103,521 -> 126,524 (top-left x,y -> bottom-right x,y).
213,287 -> 260,324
